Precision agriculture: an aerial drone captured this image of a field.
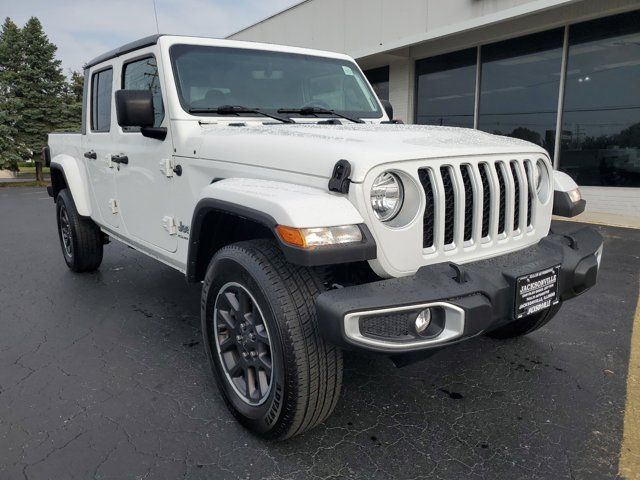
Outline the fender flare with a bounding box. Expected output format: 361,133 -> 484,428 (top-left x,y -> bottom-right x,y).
50,154 -> 92,217
553,170 -> 579,193
186,179 -> 377,282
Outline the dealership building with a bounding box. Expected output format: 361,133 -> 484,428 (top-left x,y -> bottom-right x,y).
229,0 -> 640,220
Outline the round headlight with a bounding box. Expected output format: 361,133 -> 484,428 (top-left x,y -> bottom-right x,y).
371,172 -> 404,222
535,159 -> 551,202
534,164 -> 543,192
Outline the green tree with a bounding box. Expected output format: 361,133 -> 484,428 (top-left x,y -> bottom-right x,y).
616,122 -> 640,148
14,17 -> 68,160
59,70 -> 84,132
510,126 -> 542,147
0,18 -> 26,171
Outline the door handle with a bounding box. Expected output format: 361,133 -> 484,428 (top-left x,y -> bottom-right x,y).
84,151 -> 97,160
111,154 -> 129,165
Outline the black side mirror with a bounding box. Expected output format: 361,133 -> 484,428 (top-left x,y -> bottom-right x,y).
115,90 -> 167,140
381,99 -> 394,119
115,90 -> 155,127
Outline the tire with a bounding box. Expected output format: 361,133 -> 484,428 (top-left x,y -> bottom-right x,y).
56,189 -> 103,273
201,239 -> 343,440
485,302 -> 562,339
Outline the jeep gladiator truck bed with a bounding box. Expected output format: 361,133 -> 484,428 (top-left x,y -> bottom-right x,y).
45,34 -> 601,439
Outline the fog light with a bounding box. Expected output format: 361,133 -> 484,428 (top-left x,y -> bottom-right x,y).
414,309 -> 432,334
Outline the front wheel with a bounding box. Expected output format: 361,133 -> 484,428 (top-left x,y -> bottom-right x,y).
201,240 -> 343,440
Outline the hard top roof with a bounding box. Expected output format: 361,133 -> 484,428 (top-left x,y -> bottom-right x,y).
83,34 -> 352,70
84,34 -> 163,69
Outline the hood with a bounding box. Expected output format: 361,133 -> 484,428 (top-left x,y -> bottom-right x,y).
194,123 -> 548,183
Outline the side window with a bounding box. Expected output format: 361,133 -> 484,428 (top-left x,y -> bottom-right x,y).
91,68 -> 113,132
122,56 -> 164,130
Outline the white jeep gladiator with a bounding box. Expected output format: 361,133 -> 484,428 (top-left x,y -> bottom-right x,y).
45,35 -> 603,440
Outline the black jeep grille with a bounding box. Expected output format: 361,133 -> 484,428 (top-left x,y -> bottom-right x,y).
417,158 -> 538,251
479,163 -> 491,238
461,164 -> 474,242
510,161 -> 521,230
440,166 -> 455,245
495,163 -> 507,234
418,169 -> 435,248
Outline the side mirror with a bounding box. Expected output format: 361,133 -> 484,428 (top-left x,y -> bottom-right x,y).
381,99 -> 394,119
115,90 -> 167,140
115,90 -> 155,127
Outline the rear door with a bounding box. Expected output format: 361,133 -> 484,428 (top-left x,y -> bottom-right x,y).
83,66 -> 120,229
112,51 -> 177,253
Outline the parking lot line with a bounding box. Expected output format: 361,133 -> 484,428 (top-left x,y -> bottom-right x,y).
620,286 -> 640,479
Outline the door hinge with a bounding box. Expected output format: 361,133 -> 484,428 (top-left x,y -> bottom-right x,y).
162,216 -> 177,235
109,199 -> 119,214
160,158 -> 174,178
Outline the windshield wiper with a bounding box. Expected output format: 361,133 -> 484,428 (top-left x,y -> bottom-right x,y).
277,107 -> 364,124
188,105 -> 294,124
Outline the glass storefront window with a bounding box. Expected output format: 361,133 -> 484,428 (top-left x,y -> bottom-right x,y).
413,10 -> 640,189
415,48 -> 477,128
478,29 -> 564,156
365,66 -> 389,101
559,12 -> 640,187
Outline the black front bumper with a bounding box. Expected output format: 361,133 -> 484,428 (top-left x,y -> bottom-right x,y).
316,226 -> 603,354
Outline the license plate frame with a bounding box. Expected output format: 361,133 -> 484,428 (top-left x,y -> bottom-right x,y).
514,265 -> 561,319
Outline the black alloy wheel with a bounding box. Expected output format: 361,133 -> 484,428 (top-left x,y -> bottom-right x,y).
59,204 -> 73,259
213,282 -> 274,406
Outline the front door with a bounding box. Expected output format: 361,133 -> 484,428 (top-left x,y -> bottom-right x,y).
113,53 -> 177,253
84,67 -> 120,229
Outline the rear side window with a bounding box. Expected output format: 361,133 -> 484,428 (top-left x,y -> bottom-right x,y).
91,68 -> 113,132
122,56 -> 164,129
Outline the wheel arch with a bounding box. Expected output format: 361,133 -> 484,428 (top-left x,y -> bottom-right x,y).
186,179 -> 377,283
50,166 -> 67,199
50,155 -> 92,217
187,199 -> 279,283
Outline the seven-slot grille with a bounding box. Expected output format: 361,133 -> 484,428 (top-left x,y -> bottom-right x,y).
418,159 -> 537,250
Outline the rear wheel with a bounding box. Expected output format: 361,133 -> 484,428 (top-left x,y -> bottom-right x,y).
485,302 -> 562,339
56,189 -> 103,272
201,239 -> 343,440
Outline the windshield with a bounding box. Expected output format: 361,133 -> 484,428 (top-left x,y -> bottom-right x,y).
169,44 -> 383,119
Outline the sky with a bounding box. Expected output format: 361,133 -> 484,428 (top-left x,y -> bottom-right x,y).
0,0 -> 301,74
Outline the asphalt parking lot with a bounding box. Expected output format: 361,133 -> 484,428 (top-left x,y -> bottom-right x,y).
1,186 -> 638,480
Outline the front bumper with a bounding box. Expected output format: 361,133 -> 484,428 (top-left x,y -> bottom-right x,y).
316,226 -> 603,354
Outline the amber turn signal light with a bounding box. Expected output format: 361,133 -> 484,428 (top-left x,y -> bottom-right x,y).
276,225 -> 308,248
275,225 -> 363,249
